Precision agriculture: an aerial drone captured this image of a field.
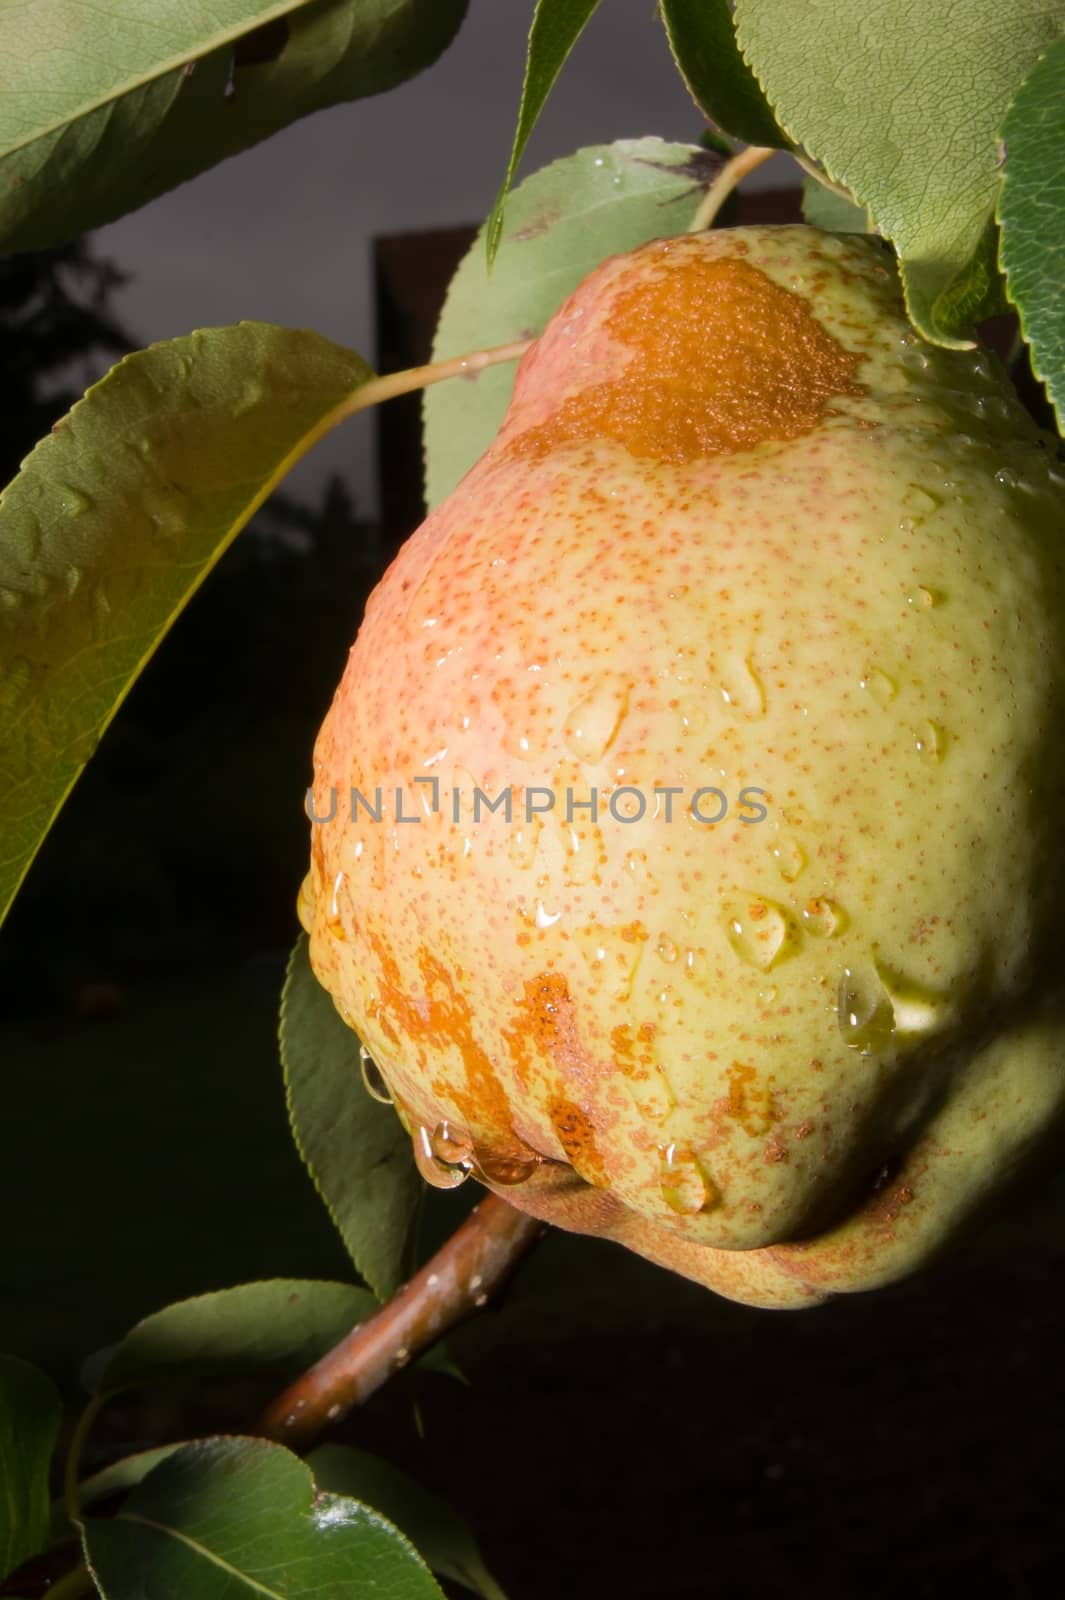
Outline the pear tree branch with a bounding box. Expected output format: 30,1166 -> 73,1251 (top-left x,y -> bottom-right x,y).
256,1194 -> 545,1451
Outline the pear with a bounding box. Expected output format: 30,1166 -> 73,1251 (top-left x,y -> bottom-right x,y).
301,225 -> 1065,1308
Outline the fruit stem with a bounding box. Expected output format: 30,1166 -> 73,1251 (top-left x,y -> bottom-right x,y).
255,1194 -> 545,1450
349,339 -> 535,415
688,144 -> 776,232
269,336 -> 536,499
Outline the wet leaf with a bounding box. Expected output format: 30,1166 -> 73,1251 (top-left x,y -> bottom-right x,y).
308,1444 -> 508,1600
82,1436 -> 445,1598
424,138 -> 713,510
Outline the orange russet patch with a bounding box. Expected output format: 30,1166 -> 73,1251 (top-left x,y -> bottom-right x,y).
548,1097 -> 607,1184
367,931 -> 522,1150
504,972 -> 611,1181
511,253 -> 864,463
725,1060 -> 775,1138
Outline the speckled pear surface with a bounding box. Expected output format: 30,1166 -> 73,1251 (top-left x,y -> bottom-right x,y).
302,225 -> 1065,1308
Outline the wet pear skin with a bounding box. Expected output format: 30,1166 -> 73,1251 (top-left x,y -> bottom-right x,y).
302,225 -> 1065,1308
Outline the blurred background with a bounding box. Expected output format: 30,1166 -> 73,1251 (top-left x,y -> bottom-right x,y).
2,5 -> 1062,1596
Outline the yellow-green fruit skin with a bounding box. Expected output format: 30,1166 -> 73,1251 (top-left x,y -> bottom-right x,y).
302,225 -> 1065,1308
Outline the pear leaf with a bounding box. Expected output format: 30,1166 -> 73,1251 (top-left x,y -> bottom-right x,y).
733,0 -> 1065,343
53,1447 -> 184,1542
0,1 -> 306,154
0,322 -> 371,931
0,0 -> 468,251
486,0 -> 604,266
281,935 -> 422,1299
659,0 -> 787,149
801,177 -> 869,234
82,1437 -> 446,1599
97,1280 -> 378,1394
308,1445 -> 508,1600
0,1355 -> 61,1582
999,34 -> 1065,431
425,138 -> 716,510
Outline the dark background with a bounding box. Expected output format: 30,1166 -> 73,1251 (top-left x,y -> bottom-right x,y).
1,41 -> 1063,1594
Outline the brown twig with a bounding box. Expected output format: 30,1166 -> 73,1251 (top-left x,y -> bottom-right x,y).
256,1195 -> 545,1451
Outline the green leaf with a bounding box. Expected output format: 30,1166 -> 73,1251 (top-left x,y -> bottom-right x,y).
733,0 -> 1065,342
424,138 -> 716,510
79,1447 -> 183,1510
0,2 -> 309,156
0,0 -> 468,251
486,0 -> 604,265
659,0 -> 787,149
282,935 -> 421,1300
97,1279 -> 377,1394
801,176 -> 869,234
308,1445 -> 506,1600
999,34 -> 1065,431
82,1437 -> 446,1599
51,1446 -> 185,1543
0,322 -> 371,930
0,1355 -> 61,1582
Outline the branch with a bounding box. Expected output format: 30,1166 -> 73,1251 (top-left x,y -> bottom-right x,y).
256,1195 -> 545,1451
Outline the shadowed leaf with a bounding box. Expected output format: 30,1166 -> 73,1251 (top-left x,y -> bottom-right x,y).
0,1355 -> 61,1582
660,0 -> 786,148
282,935 -> 422,1299
308,1444 -> 508,1600
97,1280 -> 378,1394
999,34 -> 1065,431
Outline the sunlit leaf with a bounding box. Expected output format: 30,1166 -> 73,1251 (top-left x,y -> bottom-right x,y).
0,322 -> 371,929
0,0 -> 468,250
425,138 -> 714,510
733,0 -> 1065,341
486,0 -> 604,265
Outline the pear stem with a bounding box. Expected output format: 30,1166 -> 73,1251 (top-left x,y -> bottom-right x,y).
688,144 -> 776,232
273,337 -> 535,495
349,339 -> 534,416
255,1194 -> 544,1451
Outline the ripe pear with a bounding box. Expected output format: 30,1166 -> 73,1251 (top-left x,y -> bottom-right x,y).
300,225 -> 1065,1309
